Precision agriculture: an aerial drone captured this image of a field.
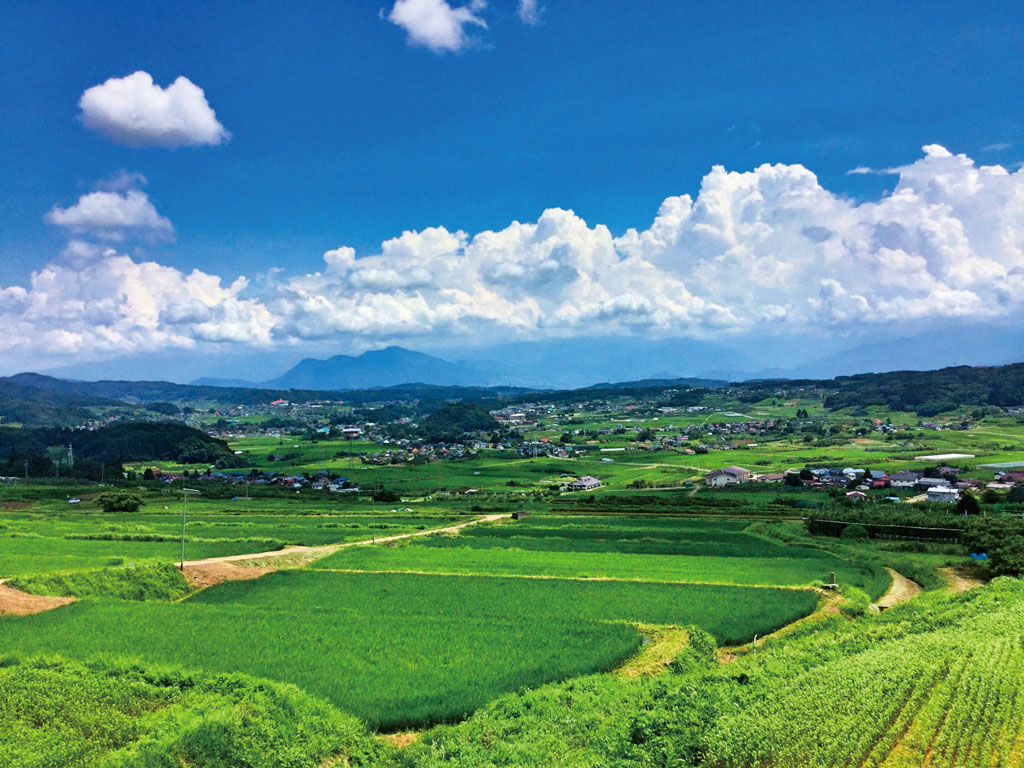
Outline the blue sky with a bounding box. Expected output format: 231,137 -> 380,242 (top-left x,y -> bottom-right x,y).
2,1 -> 1024,379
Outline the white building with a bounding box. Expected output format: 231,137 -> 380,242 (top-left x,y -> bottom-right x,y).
705,466 -> 752,487
568,475 -> 602,491
927,486 -> 960,503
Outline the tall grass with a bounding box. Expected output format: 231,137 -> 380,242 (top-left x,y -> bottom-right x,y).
8,562 -> 191,601
0,656 -> 387,768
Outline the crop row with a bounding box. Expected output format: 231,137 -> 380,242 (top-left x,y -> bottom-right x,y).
707,620 -> 1024,768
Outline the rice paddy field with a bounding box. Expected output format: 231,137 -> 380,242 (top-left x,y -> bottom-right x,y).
0,497 -> 449,577
315,516 -> 889,594
0,466 -> 984,765
0,569 -> 816,730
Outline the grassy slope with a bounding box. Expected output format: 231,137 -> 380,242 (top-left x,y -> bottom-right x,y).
7,563 -> 191,601
0,657 -> 389,768
403,579 -> 1024,768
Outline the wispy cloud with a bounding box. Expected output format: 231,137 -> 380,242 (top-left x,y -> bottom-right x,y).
386,0 -> 488,53
846,165 -> 901,176
518,0 -> 540,25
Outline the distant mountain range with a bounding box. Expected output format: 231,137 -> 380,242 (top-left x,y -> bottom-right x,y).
197,347 -> 503,390
190,324 -> 1024,392
194,342 -> 746,391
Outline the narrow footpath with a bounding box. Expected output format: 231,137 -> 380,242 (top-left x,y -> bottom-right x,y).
872,567 -> 922,611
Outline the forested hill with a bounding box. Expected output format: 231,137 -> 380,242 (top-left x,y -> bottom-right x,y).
825,364 -> 1024,412
0,373 -> 532,406
4,363 -> 1024,421
0,379 -> 119,427
0,422 -> 234,475
735,363 -> 1024,414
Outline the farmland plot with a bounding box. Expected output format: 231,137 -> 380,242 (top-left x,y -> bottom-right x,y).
0,570 -> 816,730
317,515 -> 888,595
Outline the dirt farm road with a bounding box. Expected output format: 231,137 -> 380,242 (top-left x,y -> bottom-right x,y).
179,513 -> 508,588
0,514 -> 508,611
873,567 -> 923,610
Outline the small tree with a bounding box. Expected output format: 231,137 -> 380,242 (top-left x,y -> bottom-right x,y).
962,518 -> 1024,576
94,491 -> 145,513
955,492 -> 980,516
981,488 -> 1001,504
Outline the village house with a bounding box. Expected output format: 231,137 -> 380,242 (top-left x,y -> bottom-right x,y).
927,486 -> 960,503
704,466 -> 752,486
889,470 -> 922,489
567,475 -> 602,491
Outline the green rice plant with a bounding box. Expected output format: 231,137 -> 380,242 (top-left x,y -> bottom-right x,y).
0,535 -> 275,577
315,542 -> 873,591
0,570 -> 815,730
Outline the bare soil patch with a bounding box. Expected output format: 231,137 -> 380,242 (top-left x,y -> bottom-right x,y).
180,561 -> 275,590
0,584 -> 75,615
383,732 -> 422,748
939,565 -> 985,594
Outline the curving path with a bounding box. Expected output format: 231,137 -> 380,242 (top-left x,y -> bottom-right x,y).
872,567 -> 922,610
0,582 -> 76,616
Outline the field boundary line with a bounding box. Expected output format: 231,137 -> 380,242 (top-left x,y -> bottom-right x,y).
176,514 -> 507,590
306,566 -> 817,590
722,587 -> 840,659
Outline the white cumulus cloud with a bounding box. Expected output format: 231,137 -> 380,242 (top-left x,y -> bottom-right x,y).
9,145 -> 1024,370
45,187 -> 174,242
78,71 -> 230,148
0,244 -> 273,366
387,0 -> 488,53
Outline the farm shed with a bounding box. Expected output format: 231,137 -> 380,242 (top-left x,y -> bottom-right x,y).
568,476 -> 602,491
704,466 -> 752,487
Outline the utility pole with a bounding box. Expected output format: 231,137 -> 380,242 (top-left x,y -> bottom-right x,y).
180,484 -> 200,570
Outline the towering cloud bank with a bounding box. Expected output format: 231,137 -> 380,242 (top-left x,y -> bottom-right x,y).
4,146 -> 1024,368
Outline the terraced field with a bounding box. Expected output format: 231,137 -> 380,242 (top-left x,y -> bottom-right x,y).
316,515 -> 890,596
707,580 -> 1024,768
0,509 -> 438,577
0,569 -> 816,729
